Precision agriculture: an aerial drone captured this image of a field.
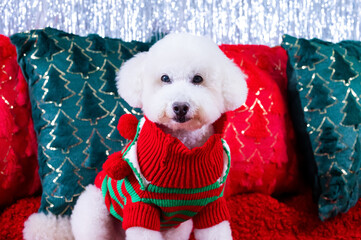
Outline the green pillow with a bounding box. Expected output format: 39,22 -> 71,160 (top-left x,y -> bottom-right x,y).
10,28 -> 154,215
282,35 -> 361,220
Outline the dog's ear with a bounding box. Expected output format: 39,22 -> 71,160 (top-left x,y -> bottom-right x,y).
116,52 -> 148,108
221,57 -> 248,112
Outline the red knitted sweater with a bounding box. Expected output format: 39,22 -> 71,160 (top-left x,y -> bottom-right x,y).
96,117 -> 231,230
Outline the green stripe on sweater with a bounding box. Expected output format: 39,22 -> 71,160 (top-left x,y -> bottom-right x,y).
142,194 -> 221,207
108,178 -> 124,208
146,181 -> 221,194
162,209 -> 197,217
124,178 -> 141,202
161,217 -> 188,223
101,175 -> 108,199
117,179 -> 127,205
109,204 -> 123,221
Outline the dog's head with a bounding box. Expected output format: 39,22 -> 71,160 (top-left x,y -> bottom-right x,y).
116,33 -> 248,131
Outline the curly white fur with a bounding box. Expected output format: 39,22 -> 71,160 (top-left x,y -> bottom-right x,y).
194,221 -> 233,240
69,32 -> 248,240
117,33 -> 248,134
71,185 -> 124,240
162,220 -> 193,240
23,212 -> 73,240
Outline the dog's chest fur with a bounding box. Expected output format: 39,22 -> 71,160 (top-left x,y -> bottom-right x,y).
160,124 -> 215,149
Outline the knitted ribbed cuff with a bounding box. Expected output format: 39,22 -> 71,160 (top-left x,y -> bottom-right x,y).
122,202 -> 161,231
193,197 -> 230,229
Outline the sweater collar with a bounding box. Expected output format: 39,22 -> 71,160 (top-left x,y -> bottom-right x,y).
136,116 -> 226,188
142,116 -> 225,152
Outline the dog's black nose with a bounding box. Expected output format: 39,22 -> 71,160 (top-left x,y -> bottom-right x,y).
172,102 -> 190,116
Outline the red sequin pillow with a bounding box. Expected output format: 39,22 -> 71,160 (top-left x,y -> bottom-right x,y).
0,35 -> 40,207
220,45 -> 299,196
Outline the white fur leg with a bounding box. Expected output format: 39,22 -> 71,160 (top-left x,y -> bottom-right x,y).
71,184 -> 123,240
23,212 -> 73,240
126,227 -> 164,240
194,221 -> 232,240
162,219 -> 193,240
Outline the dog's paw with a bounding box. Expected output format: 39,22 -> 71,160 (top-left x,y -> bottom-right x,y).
71,185 -> 123,240
194,221 -> 232,240
162,219 -> 193,240
126,227 -> 164,240
23,212 -> 73,240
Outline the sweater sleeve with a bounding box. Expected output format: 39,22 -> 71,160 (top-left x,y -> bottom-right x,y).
102,151 -> 132,180
193,197 -> 230,229
122,202 -> 161,231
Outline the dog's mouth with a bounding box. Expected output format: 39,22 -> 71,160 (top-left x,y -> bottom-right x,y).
173,116 -> 191,123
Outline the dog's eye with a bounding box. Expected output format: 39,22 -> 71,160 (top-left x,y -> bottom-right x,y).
161,75 -> 171,83
192,75 -> 203,84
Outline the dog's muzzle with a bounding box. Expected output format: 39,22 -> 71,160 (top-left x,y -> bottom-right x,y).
172,102 -> 190,123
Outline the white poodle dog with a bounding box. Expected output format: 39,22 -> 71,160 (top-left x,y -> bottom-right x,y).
70,33 -> 248,240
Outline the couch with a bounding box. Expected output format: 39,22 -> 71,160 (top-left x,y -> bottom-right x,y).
1,29 -> 361,239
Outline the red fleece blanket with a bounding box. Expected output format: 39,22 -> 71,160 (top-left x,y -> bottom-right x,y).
1,191 -> 360,240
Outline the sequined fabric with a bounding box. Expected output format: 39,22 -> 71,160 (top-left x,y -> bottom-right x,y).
1,0 -> 361,45
220,44 -> 299,197
0,35 -> 40,207
282,35 -> 361,220
10,28 -> 153,215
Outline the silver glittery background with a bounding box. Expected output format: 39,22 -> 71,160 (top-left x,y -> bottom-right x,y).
1,0 -> 360,45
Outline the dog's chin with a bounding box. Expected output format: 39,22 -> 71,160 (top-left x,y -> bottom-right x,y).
178,118 -> 206,131
158,116 -> 204,131
173,116 -> 191,124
